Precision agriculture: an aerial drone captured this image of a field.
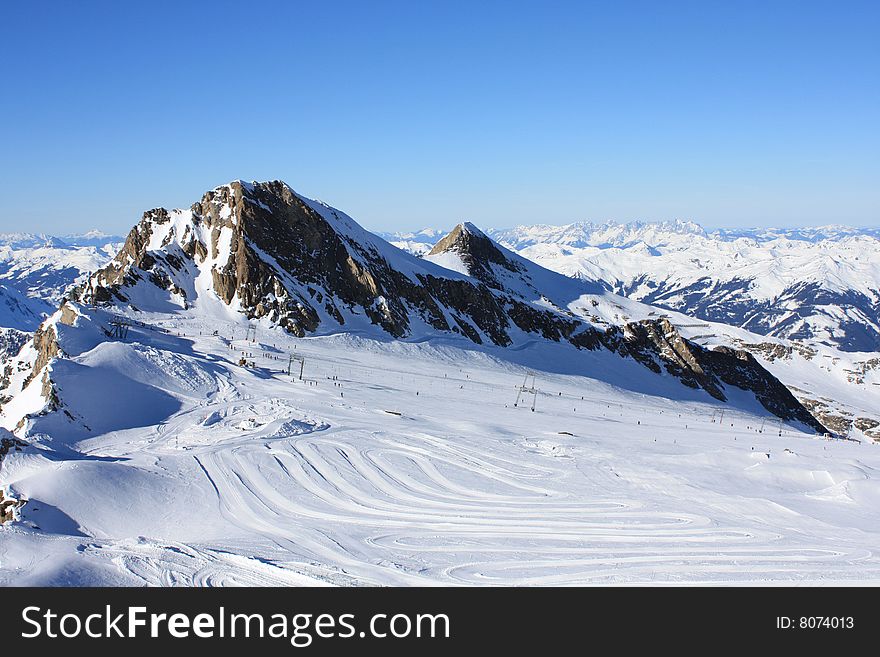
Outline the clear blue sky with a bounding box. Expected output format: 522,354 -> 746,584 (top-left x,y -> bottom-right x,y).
1,0 -> 877,234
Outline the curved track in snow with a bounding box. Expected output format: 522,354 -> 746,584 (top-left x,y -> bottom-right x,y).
181,425 -> 877,585
6,323 -> 880,586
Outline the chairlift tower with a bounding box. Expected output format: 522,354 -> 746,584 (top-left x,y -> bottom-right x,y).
287,353 -> 305,380
109,318 -> 131,340
514,372 -> 539,412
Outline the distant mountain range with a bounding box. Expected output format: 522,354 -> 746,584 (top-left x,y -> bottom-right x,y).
381,221 -> 880,352
0,231 -> 122,330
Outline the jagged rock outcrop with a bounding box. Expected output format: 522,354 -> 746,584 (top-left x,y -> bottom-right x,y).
694,345 -> 823,429
854,417 -> 880,441
20,300 -> 78,391
564,318 -> 826,432
78,183 -> 496,340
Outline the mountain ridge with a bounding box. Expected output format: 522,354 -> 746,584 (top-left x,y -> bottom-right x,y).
0,180 -> 826,434
384,220 -> 880,352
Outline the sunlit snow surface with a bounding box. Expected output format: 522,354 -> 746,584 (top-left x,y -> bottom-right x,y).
2,311 -> 880,586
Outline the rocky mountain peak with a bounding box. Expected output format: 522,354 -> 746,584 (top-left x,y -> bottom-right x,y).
429,222 -> 523,289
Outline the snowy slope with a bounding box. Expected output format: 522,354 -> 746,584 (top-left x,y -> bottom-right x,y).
1,306 -> 879,585
0,284 -> 46,332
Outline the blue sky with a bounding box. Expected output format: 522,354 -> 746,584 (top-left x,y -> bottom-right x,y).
1,0 -> 877,234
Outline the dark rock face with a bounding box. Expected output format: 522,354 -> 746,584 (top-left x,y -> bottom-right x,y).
23,325 -> 60,390
20,301 -> 79,392
0,488 -> 24,523
854,417 -> 879,432
695,345 -> 824,431
74,181 -> 827,432
0,328 -> 30,362
573,318 -> 828,433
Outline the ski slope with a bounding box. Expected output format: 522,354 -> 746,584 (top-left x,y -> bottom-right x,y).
2,309 -> 880,586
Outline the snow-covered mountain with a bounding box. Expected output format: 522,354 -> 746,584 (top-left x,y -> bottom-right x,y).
489,221 -> 880,249
39,181 -> 821,430
377,228 -> 445,256
0,231 -> 122,331
59,230 -> 124,248
2,181 -> 879,586
483,221 -> 880,353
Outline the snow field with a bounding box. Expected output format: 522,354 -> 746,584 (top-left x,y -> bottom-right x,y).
2,313 -> 879,586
